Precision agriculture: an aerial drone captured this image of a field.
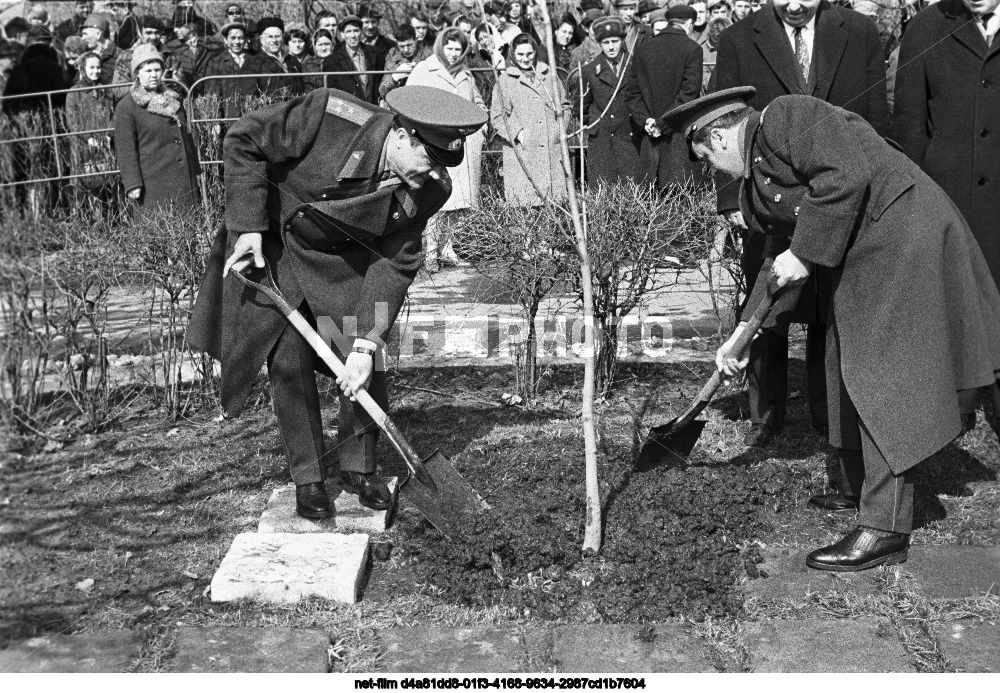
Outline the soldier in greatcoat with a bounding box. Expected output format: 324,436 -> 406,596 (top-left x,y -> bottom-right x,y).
664,88 -> 1000,571
187,86 -> 487,519
577,17 -> 641,186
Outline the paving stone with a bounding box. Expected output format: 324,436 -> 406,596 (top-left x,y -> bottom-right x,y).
552,624 -> 716,673
905,546 -> 1000,600
0,632 -> 142,672
377,626 -> 549,673
743,548 -> 880,602
170,627 -> 330,673
744,618 -> 913,672
257,478 -> 397,534
210,532 -> 370,604
939,620 -> 1000,672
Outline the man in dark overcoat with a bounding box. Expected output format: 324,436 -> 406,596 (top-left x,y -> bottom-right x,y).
323,15 -> 385,105
892,0 -> 1000,435
622,5 -> 704,189
710,0 -> 889,487
187,86 -> 488,519
665,88 -> 1000,571
578,17 -> 641,186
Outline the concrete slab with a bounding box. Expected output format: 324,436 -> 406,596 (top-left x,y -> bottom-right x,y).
939,621 -> 1000,672
210,532 -> 370,604
0,632 -> 143,673
906,546 -> 1000,600
743,618 -> 913,672
552,624 -> 716,673
170,627 -> 330,673
377,627 -> 549,673
744,548 -> 880,602
257,478 -> 397,534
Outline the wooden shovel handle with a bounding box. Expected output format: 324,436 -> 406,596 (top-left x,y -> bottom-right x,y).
231,269 -> 428,479
675,283 -> 780,427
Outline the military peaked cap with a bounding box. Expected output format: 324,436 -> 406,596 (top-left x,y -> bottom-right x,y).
385,86 -> 488,167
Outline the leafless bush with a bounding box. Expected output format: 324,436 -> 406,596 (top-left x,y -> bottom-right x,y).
568,181 -> 720,393
459,193 -> 572,400
118,203 -> 219,421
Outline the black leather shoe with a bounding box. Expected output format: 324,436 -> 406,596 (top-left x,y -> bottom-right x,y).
296,483 -> 333,519
806,526 -> 909,572
961,412 -> 977,434
809,491 -> 860,512
339,471 -> 392,511
744,423 -> 777,448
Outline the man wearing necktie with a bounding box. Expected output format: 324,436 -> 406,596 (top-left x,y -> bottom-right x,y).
323,15 -> 385,104
710,0 -> 889,512
188,87 -> 487,519
893,0 -> 1000,441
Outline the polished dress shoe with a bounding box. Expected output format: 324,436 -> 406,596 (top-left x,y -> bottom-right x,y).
339,471 -> 392,511
808,491 -> 860,512
744,423 -> 777,448
296,483 -> 333,519
806,526 -> 909,572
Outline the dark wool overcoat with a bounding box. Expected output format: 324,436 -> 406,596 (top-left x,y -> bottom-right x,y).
892,0 -> 1000,288
204,52 -> 258,117
579,51 -> 641,186
740,96 -> 1000,473
112,92 -> 200,210
712,1 -> 890,324
187,89 -> 450,415
322,44 -> 385,105
623,27 -> 704,189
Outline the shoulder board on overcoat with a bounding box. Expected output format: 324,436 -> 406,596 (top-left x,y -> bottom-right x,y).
325,93 -> 376,127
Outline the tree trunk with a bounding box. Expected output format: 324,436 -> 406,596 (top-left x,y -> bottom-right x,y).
534,1 -> 602,554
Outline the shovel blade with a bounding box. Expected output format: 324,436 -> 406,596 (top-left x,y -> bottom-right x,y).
635,418 -> 707,472
399,449 -> 490,539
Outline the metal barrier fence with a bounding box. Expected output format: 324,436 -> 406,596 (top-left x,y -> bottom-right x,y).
0,65 -> 600,191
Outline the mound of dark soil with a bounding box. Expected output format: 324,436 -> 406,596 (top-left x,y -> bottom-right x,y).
378,425 -> 811,622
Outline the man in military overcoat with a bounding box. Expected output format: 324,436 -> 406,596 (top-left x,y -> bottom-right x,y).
664,88 -> 1000,570
577,17 -> 641,186
188,86 -> 487,519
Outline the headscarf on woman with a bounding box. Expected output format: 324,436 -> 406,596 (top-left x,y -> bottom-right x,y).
433,26 -> 471,77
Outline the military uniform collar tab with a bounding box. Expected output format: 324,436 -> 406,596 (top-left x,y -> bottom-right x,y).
743,108 -> 765,179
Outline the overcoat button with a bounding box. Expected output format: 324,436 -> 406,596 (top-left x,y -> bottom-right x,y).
754,156 -> 762,163
981,129 -> 989,137
321,193 -> 328,199
296,211 -> 304,217
393,212 -> 400,219
764,177 -> 771,184
794,206 -> 800,216
773,193 -> 782,202
979,177 -> 988,185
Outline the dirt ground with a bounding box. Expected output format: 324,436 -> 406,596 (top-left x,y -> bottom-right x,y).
2,338 -> 999,670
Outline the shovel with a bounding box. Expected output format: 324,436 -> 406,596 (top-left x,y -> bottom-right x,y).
635,279 -> 781,472
232,266 -> 489,537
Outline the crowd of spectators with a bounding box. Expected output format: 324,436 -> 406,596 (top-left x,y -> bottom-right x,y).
0,1 -> 993,258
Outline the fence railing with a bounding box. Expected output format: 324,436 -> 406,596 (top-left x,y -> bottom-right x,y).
0,65 -> 608,191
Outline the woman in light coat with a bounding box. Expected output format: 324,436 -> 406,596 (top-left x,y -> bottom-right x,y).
490,33 -> 569,207
407,26 -> 488,271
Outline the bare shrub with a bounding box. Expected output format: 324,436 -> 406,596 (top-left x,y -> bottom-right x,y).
117,203 -> 219,421
568,181 -> 720,393
458,192 -> 572,401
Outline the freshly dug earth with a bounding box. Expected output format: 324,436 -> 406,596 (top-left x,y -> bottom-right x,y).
369,362 -> 818,622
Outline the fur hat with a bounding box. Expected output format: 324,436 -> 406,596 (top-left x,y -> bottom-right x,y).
131,43 -> 164,76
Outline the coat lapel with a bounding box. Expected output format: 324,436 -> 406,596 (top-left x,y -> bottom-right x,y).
596,52 -> 626,88
753,8 -> 804,95
943,0 -> 989,60
811,3 -> 848,101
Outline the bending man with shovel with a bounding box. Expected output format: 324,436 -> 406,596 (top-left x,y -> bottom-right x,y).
188,86 -> 487,520
663,88 -> 1000,571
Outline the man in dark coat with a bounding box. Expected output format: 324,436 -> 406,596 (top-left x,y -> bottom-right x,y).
710,0 -> 889,467
323,15 -> 384,105
893,0 -> 1000,437
187,86 -> 487,519
578,17 -> 641,185
666,88 -> 1000,571
55,0 -> 94,44
204,22 -> 255,116
244,16 -> 304,98
359,4 -> 397,64
623,5 -> 703,189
